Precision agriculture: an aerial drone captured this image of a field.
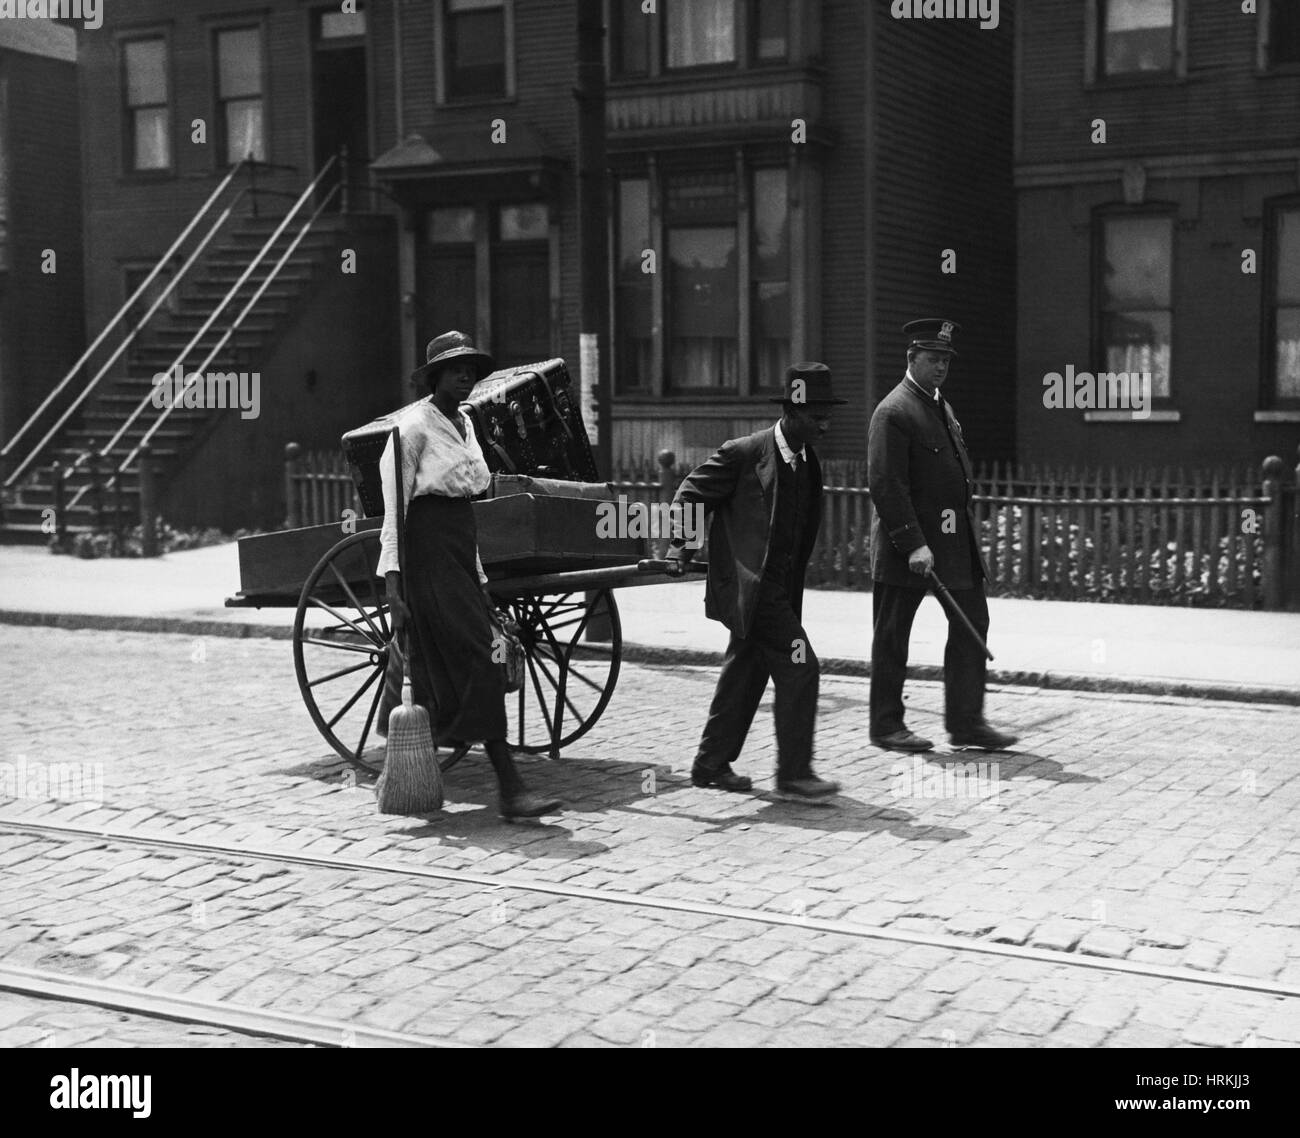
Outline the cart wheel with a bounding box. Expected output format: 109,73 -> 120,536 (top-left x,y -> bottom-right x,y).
502,589 -> 621,758
292,529 -> 469,775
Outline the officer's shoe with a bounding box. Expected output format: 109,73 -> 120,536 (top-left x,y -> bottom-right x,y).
691,765 -> 753,792
774,773 -> 840,800
948,723 -> 1019,751
870,729 -> 934,753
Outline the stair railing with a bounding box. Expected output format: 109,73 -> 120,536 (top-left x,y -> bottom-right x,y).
1,160 -> 250,489
79,155 -> 340,507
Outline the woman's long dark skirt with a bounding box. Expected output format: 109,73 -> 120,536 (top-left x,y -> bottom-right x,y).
401,494 -> 507,744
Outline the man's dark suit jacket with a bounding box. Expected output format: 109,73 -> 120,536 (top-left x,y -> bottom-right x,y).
672,426 -> 823,639
867,379 -> 988,590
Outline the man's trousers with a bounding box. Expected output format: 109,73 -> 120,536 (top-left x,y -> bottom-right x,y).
870,578 -> 990,737
694,580 -> 819,782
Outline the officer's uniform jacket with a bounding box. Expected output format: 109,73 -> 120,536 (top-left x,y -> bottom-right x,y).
671,426 -> 823,639
867,376 -> 988,589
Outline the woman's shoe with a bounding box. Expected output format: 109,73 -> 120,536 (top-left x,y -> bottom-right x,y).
499,790 -> 562,820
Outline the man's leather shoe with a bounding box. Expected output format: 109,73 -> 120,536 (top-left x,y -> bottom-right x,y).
948,724 -> 1019,750
870,729 -> 934,753
499,790 -> 562,819
691,766 -> 752,792
774,775 -> 840,799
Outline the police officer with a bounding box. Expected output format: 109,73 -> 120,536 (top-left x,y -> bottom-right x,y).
866,320 -> 1018,752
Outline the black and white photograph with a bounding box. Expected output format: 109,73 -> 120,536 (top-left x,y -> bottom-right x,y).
0,0 -> 1296,1101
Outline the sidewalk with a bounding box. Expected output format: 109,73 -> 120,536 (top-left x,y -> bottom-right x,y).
1,542 -> 1297,703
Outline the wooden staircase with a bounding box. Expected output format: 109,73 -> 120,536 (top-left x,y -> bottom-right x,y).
0,213 -> 348,542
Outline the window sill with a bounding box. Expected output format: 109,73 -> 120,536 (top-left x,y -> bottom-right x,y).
1083,410 -> 1181,422
438,95 -> 517,110
1086,73 -> 1185,91
1254,410 -> 1300,422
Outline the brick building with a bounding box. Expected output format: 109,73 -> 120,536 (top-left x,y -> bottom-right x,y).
1016,0 -> 1300,472
3,1 -> 1016,532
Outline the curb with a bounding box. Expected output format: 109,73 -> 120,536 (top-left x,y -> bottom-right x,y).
5,608 -> 1298,707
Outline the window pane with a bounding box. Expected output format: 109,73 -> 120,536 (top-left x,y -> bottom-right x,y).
448,9 -> 506,98
617,178 -> 649,278
428,206 -> 476,244
449,0 -> 502,9
755,0 -> 789,61
1103,216 -> 1171,307
665,168 -> 736,224
225,99 -> 265,163
1277,209 -> 1300,303
754,280 -> 790,389
499,203 -> 548,242
753,168 -> 789,280
1103,0 -> 1173,74
668,226 -> 738,389
134,107 -> 170,170
666,0 -> 735,68
1103,310 -> 1170,398
125,38 -> 167,106
320,7 -> 367,38
615,0 -> 651,75
218,28 -> 263,97
1276,308 -> 1300,399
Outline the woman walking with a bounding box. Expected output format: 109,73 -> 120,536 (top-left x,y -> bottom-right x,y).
377,331 -> 561,820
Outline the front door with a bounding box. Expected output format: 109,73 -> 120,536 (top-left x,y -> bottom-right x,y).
312,5 -> 368,210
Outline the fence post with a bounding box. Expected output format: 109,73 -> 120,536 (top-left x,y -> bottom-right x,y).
87,442 -> 104,533
1262,455 -> 1284,610
284,442 -> 302,530
339,145 -> 351,214
1290,444 -> 1300,611
656,449 -> 676,560
50,460 -> 66,546
139,442 -> 159,558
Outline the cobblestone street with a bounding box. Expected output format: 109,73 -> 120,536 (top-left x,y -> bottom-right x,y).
1,626 -> 1297,1047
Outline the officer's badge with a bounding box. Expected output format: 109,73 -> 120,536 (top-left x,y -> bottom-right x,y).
939,321 -> 954,342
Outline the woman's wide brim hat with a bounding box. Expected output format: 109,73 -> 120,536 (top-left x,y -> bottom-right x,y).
410,330 -> 495,387
769,362 -> 848,405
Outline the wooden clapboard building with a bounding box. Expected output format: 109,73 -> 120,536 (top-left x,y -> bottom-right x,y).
1016,0 -> 1300,471
3,0 -> 1016,534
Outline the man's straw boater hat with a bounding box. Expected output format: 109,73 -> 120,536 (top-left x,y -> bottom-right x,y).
411,330 -> 495,388
904,318 -> 960,356
769,362 -> 848,405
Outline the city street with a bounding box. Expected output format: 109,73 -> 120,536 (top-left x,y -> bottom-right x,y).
0,625 -> 1296,1047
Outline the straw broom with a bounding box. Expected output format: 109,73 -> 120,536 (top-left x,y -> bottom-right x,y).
375,426 -> 443,815
375,639 -> 443,815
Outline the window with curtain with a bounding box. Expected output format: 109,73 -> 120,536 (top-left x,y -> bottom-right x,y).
124,37 -> 171,171
752,168 -> 790,390
1271,206 -> 1300,401
1098,214 -> 1173,399
666,0 -> 735,69
615,178 -> 652,392
666,170 -> 739,390
446,0 -> 507,99
1101,0 -> 1175,76
216,27 -> 265,164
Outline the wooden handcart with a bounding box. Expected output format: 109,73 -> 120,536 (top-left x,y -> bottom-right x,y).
226,358 -> 702,772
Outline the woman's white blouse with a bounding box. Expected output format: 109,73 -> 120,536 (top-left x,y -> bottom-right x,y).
376,400 -> 492,580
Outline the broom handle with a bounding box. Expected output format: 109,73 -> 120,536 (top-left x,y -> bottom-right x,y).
389,425 -> 412,668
